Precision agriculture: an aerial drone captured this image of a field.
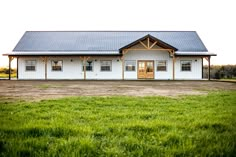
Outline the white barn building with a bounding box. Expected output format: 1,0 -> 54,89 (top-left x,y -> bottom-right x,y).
5,31 -> 216,80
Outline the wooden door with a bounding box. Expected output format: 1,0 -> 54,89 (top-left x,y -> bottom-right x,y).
146,61 -> 154,79
138,61 -> 146,79
138,61 -> 154,79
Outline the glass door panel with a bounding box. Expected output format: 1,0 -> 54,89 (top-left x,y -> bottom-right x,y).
138,61 -> 146,79
138,61 -> 154,79
146,61 -> 154,79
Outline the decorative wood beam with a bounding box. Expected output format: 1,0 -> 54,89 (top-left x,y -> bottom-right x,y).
202,58 -> 203,79
204,56 -> 209,62
39,57 -> 43,61
203,56 -> 211,80
17,57 -> 19,80
121,50 -> 126,80
9,56 -> 14,62
124,48 -> 172,51
83,57 -> 86,80
122,56 -> 125,80
8,57 -> 11,80
172,50 -> 175,80
80,56 -> 90,80
45,57 -> 48,80
40,56 -> 48,80
167,49 -> 175,58
149,41 -> 157,49
122,49 -> 129,56
208,56 -> 211,80
8,56 -> 14,80
139,41 -> 148,49
147,37 -> 150,49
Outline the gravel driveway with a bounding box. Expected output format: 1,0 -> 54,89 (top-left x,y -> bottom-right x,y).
0,80 -> 235,101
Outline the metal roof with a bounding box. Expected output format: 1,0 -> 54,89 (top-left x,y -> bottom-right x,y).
8,51 -> 120,56
13,31 -> 208,52
175,52 -> 216,56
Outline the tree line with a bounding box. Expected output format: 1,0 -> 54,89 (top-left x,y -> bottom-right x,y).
203,65 -> 236,79
0,68 -> 16,74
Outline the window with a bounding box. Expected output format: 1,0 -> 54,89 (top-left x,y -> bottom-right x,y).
51,60 -> 63,71
125,60 -> 136,71
25,60 -> 36,71
181,60 -> 191,71
101,60 -> 112,71
82,61 -> 93,71
157,60 -> 167,71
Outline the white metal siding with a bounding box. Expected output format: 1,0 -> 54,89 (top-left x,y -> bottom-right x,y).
124,50 -> 172,80
18,57 -> 122,80
175,58 -> 202,80
18,57 -> 45,79
47,58 -> 82,79
18,54 -> 202,80
46,57 -> 122,80
94,59 -> 122,80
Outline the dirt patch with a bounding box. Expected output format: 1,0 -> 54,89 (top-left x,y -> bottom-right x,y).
0,80 -> 235,101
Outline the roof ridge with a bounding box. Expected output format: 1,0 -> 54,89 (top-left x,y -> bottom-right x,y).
26,30 -> 197,33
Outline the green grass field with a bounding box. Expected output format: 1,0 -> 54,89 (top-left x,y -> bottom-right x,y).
0,73 -> 16,78
0,91 -> 236,156
220,78 -> 236,82
0,68 -> 16,78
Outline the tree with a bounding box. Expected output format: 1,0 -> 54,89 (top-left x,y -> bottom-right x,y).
203,65 -> 236,79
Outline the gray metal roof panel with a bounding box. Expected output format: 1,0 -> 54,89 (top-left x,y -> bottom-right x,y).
13,31 -> 208,52
8,51 -> 120,56
175,52 -> 216,56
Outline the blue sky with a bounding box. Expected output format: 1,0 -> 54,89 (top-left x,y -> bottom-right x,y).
0,0 -> 235,67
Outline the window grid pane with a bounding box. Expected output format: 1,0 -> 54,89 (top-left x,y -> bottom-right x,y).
181,61 -> 191,71
26,66 -> 35,71
25,60 -> 36,71
52,60 -> 63,71
157,61 -> 167,71
82,61 -> 93,71
125,61 -> 136,71
101,61 -> 112,71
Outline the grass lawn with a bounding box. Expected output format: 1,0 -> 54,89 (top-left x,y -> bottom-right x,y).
220,78 -> 236,82
0,91 -> 236,156
0,73 -> 16,78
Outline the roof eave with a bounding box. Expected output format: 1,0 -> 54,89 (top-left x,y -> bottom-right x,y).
4,54 -> 122,57
175,54 -> 217,56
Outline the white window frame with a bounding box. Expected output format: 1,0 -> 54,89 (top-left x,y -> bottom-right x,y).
125,60 -> 136,72
82,60 -> 94,72
100,60 -> 112,72
180,60 -> 192,72
51,60 -> 63,71
156,60 -> 167,71
25,60 -> 36,71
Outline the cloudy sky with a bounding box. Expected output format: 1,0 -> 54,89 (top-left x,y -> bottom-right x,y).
0,0 -> 235,67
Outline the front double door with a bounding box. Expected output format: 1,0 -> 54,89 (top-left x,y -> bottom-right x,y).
138,61 -> 154,79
